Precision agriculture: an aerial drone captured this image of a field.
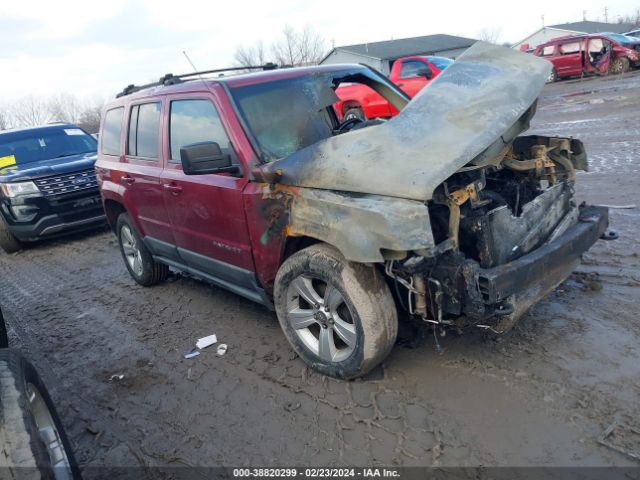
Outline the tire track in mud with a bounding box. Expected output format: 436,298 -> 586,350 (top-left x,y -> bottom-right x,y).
0,234 -> 168,470
0,232 -> 454,468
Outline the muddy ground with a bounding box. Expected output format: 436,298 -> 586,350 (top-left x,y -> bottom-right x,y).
1,72 -> 639,476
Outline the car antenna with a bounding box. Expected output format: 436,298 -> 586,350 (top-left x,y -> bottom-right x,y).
183,50 -> 205,82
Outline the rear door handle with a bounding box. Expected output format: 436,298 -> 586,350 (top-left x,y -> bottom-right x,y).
121,175 -> 135,185
163,183 -> 183,195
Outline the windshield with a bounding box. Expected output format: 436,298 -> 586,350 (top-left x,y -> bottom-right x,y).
425,56 -> 454,70
230,76 -> 339,161
0,127 -> 97,166
230,69 -> 409,162
604,33 -> 638,45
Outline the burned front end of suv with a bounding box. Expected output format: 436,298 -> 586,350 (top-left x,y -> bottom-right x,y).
398,135 -> 607,332
247,42 -> 610,332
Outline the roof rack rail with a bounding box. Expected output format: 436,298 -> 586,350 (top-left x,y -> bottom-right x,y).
116,63 -> 279,98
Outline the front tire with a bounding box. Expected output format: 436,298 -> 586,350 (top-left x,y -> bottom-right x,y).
0,214 -> 22,254
116,213 -> 169,286
342,108 -> 365,122
274,244 -> 398,379
0,350 -> 81,479
610,57 -> 630,75
546,68 -> 557,83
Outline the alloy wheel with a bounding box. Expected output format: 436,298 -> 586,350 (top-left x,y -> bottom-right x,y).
285,275 -> 357,363
120,225 -> 143,277
26,383 -> 72,480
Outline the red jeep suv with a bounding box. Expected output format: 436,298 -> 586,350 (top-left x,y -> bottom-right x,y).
96,43 -> 609,379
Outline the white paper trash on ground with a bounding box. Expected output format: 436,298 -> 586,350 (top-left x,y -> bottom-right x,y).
217,344 -> 228,356
196,334 -> 217,349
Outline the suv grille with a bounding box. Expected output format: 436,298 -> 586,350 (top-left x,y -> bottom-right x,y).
34,169 -> 98,197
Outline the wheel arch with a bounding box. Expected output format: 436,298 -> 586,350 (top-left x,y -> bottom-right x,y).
341,100 -> 363,115
282,235 -> 321,261
103,198 -> 127,232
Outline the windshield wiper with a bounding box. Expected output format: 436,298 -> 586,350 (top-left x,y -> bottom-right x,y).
52,151 -> 95,159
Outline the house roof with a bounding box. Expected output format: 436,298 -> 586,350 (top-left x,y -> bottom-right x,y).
547,21 -> 635,34
322,34 -> 477,62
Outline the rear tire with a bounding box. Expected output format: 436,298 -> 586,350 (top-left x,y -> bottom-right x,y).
116,213 -> 169,286
0,349 -> 80,479
274,244 -> 398,379
0,214 -> 22,254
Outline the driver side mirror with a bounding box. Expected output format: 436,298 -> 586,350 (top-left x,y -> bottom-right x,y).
180,142 -> 239,175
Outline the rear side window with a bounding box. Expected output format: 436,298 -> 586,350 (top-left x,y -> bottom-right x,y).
127,102 -> 161,159
560,42 -> 580,55
101,107 -> 124,156
169,99 -> 237,164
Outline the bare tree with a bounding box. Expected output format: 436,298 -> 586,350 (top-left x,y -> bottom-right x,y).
0,109 -> 9,131
11,96 -> 52,127
2,94 -> 106,131
272,25 -> 326,66
77,104 -> 103,134
617,9 -> 640,26
48,93 -> 84,124
477,27 -> 502,45
295,25 -> 327,65
234,41 -> 267,68
234,25 -> 327,68
272,25 -> 300,66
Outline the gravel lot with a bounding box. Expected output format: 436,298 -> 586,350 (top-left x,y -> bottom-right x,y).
1,72 -> 639,476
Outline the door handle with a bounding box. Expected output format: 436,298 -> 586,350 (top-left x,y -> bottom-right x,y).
121,175 -> 135,185
163,183 -> 183,195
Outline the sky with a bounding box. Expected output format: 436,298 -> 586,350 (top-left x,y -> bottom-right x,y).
0,0 -> 638,102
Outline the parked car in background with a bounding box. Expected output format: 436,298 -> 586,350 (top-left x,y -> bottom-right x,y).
0,124 -> 105,253
534,33 -> 640,81
623,29 -> 640,39
96,43 -> 609,379
335,55 -> 453,120
0,307 -> 81,478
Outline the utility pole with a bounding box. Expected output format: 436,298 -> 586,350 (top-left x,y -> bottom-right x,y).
583,10 -> 587,21
541,14 -> 545,27
604,6 -> 609,23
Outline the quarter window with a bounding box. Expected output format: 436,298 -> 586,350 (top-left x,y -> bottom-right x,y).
542,46 -> 555,56
101,107 -> 124,156
127,102 -> 161,159
169,99 -> 237,164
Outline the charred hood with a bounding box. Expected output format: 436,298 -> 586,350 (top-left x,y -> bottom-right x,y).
261,42 -> 551,201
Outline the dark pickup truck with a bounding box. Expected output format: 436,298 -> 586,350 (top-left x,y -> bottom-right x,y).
0,124 -> 105,252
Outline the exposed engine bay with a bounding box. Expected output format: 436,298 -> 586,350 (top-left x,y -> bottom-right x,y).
384,134 -> 608,333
